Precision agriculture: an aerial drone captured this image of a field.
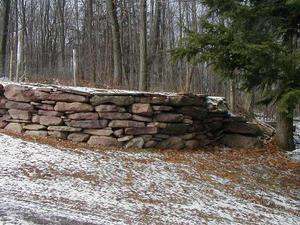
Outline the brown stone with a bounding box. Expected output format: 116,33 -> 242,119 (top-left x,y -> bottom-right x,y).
38,110 -> 63,117
5,123 -> 23,133
32,115 -> 40,123
39,116 -> 63,126
95,105 -> 119,112
132,103 -> 153,116
153,105 -> 173,111
147,122 -> 167,128
132,115 -> 152,122
109,120 -> 145,128
91,95 -> 134,106
181,133 -> 196,140
4,85 -> 36,102
24,130 -> 48,137
47,126 -> 82,132
144,140 -> 157,148
8,109 -> 31,121
5,101 -> 34,111
0,120 -> 8,129
155,113 -> 184,123
48,92 -> 88,103
67,120 -> 108,129
68,113 -> 99,120
98,112 -> 132,120
68,133 -> 90,142
35,104 -> 54,111
87,136 -> 120,147
125,127 -> 158,135
54,102 -> 93,112
24,124 -> 46,130
84,128 -> 113,136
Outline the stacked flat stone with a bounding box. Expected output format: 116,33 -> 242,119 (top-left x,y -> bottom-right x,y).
0,83 -> 263,149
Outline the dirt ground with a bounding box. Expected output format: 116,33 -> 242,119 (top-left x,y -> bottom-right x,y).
0,132 -> 299,225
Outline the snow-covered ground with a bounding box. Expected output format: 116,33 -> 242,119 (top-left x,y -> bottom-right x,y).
0,134 -> 299,225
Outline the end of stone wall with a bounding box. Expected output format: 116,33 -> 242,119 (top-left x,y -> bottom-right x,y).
0,83 -> 264,149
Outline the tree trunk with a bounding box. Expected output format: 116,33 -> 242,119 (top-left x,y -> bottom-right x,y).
276,108 -> 295,151
229,78 -> 236,113
1,0 -> 11,77
138,0 -> 148,91
106,0 -> 122,87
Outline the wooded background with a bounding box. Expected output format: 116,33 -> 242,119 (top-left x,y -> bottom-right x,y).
0,0 -> 298,119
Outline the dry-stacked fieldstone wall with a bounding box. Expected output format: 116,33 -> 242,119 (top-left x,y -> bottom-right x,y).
0,83 -> 263,149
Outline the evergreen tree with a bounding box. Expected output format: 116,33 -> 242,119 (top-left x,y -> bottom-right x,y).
173,0 -> 300,151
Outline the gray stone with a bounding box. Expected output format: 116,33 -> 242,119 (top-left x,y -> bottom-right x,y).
84,128 -> 113,136
67,120 -> 108,129
68,133 -> 90,142
24,130 -> 48,137
178,106 -> 207,120
153,105 -> 173,111
155,113 -> 184,123
109,120 -> 145,128
54,102 -> 93,112
8,109 -> 31,121
132,103 -> 153,116
125,137 -> 145,149
132,115 -> 152,122
161,123 -> 189,135
221,134 -> 263,148
0,98 -> 6,109
144,140 -> 158,148
98,112 -> 132,120
68,113 -> 99,120
225,122 -> 262,136
125,127 -> 158,135
5,101 -> 34,110
185,140 -> 200,149
159,137 -> 185,149
87,136 -> 120,147
48,131 -> 68,139
114,129 -> 124,137
169,95 -> 205,106
5,123 -> 23,133
181,133 -> 196,140
118,136 -> 134,142
47,126 -> 82,132
4,84 -> 37,102
24,124 -> 46,130
91,95 -> 134,106
39,116 -> 63,126
35,104 -> 54,111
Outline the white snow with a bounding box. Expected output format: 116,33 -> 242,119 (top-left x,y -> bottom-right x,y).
0,134 -> 299,225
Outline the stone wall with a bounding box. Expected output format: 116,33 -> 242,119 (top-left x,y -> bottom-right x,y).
0,83 -> 263,149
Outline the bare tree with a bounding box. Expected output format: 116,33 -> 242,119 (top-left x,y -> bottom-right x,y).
1,0 -> 11,77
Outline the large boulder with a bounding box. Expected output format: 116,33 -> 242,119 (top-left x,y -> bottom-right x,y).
91,95 -> 134,106
225,122 -> 263,136
54,102 -> 93,112
221,134 -> 263,148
